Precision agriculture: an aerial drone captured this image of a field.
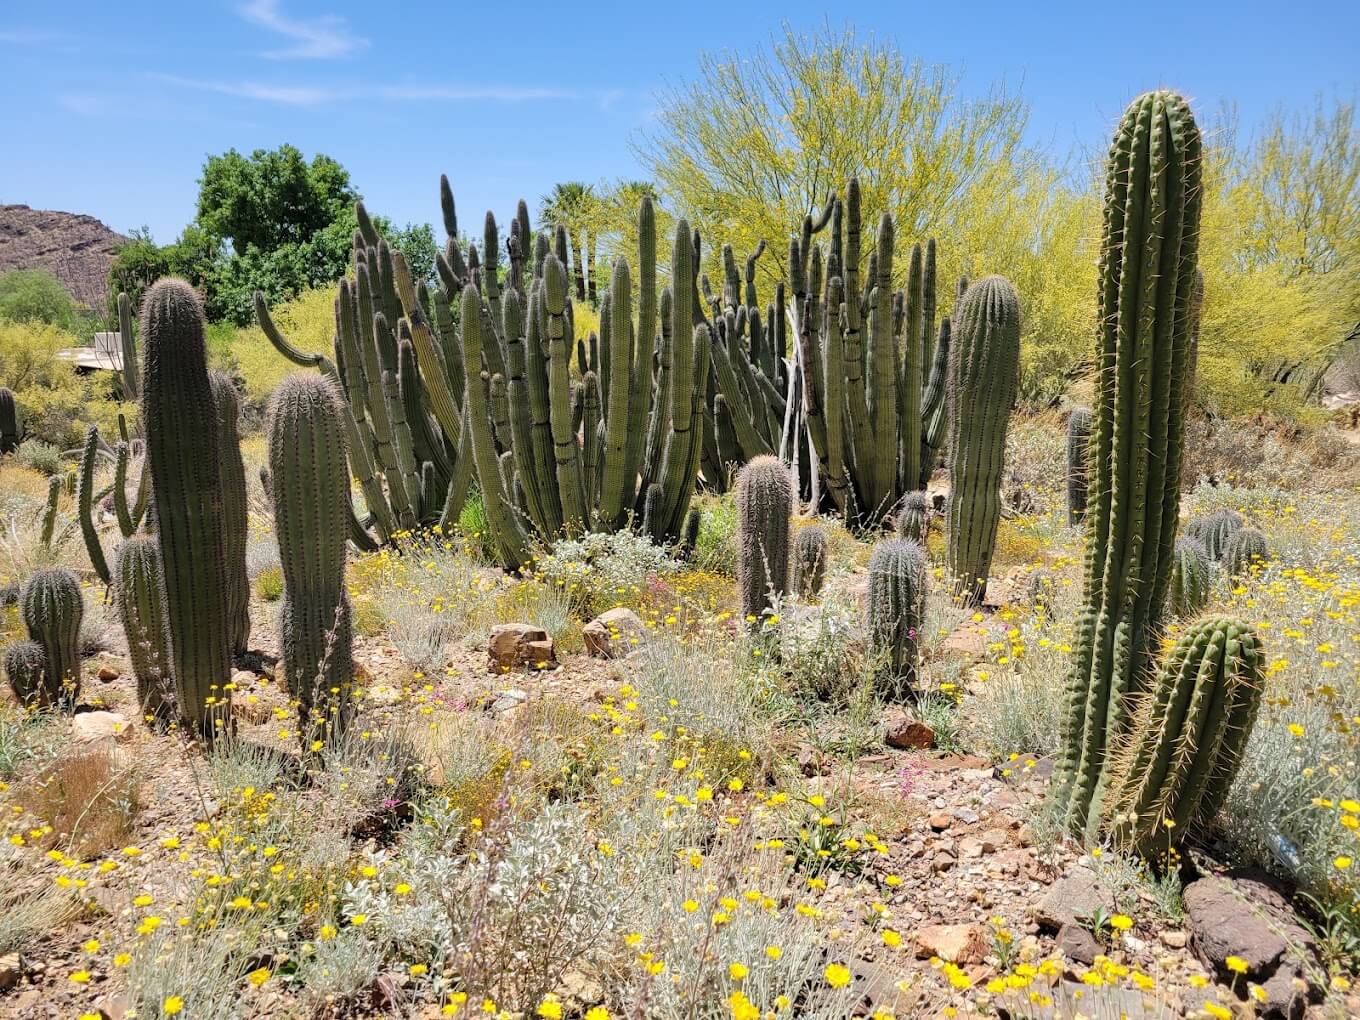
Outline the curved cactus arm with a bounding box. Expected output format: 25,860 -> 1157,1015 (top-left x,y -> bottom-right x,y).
711,334 -> 774,461
77,425 -> 112,585
543,255 -> 590,533
254,290 -> 335,371
112,440 -> 136,537
502,289 -> 551,536
438,403 -> 476,535
918,317 -> 951,489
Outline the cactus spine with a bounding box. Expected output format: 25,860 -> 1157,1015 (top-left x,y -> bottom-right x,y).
1066,406 -> 1092,527
210,372 -> 251,655
1106,617 -> 1262,858
268,374 -> 355,747
736,456 -> 792,624
141,279 -> 235,739
0,387 -> 18,453
1058,92 -> 1203,831
4,640 -> 48,708
1223,527 -> 1269,577
946,276 -> 1021,606
1169,537 -> 1211,618
896,491 -> 931,546
791,524 -> 829,599
18,567 -> 84,707
114,536 -> 173,720
867,539 -> 927,698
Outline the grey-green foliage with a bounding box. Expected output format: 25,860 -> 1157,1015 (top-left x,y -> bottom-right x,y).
18,567 -> 84,708
114,536 -> 173,721
791,524 -> 829,599
1169,537 -> 1211,618
1223,526 -> 1269,577
267,373 -> 355,747
867,538 -> 927,698
210,371 -> 251,655
735,455 -> 792,624
946,276 -> 1022,606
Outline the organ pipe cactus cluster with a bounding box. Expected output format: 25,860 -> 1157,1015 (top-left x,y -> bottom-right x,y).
1066,406 -> 1092,527
1223,527 -> 1269,577
267,374 -> 355,747
1058,91 -> 1203,832
867,539 -> 927,698
211,371 -> 251,655
736,456 -> 792,624
1185,509 -> 1244,561
18,567 -> 84,707
1105,616 -> 1263,858
113,536 -> 173,720
792,524 -> 828,599
141,279 -> 235,740
946,276 -> 1022,606
0,386 -> 18,453
1169,537 -> 1211,618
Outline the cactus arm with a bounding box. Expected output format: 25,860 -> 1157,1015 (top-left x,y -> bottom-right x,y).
254,290 -> 335,372
210,372 -> 251,655
40,475 -> 61,549
117,291 -> 139,400
76,425 -> 112,584
598,258 -> 637,531
112,440 -> 136,538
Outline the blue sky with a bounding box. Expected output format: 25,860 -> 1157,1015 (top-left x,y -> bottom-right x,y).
2,1 -> 1356,244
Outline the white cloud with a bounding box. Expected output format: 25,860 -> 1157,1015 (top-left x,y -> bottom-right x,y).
239,0 -> 367,60
151,73 -> 338,106
152,74 -> 616,108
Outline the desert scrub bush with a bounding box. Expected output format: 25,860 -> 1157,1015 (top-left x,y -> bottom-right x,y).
12,440 -> 62,476
1002,411 -> 1068,517
0,882 -> 81,955
533,529 -> 681,617
0,706 -> 61,780
17,746 -> 141,856
253,564 -> 283,601
967,606 -> 1075,760
1183,415 -> 1360,493
456,489 -> 497,562
487,578 -> 578,650
692,491 -> 739,575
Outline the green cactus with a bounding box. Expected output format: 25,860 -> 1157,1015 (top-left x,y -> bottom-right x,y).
4,640 -> 48,707
1066,406 -> 1092,527
1223,527 -> 1269,577
113,536 -> 173,721
918,317 -> 952,489
141,278 -> 235,740
75,425 -> 112,584
867,539 -> 927,698
896,491 -> 931,546
0,387 -> 19,453
267,373 -> 356,747
19,567 -> 84,707
1169,537 -> 1212,618
945,276 -> 1021,606
117,291 -> 139,400
1105,616 -> 1262,858
792,524 -> 829,599
40,474 -> 61,550
735,455 -> 792,624
1058,91 -> 1203,832
1186,509 -> 1245,562
210,372 -> 251,656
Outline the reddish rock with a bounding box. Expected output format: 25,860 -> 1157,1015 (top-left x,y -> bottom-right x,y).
97,665 -> 120,683
487,624 -> 556,673
884,710 -> 936,750
582,607 -> 646,658
914,923 -> 988,964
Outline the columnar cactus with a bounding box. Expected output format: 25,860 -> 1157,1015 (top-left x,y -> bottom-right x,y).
0,387 -> 18,453
210,372 -> 251,655
792,524 -> 829,599
1066,406 -> 1092,527
945,276 -> 1021,606
141,278 -> 234,740
1105,616 -> 1263,858
1059,91 -> 1203,832
1223,527 -> 1269,577
267,373 -> 355,747
1169,537 -> 1211,618
40,475 -> 61,550
113,536 -> 173,721
1185,509 -> 1244,562
736,456 -> 792,624
18,567 -> 84,707
76,425 -> 111,585
117,291 -> 139,400
4,640 -> 48,707
867,539 -> 927,698
896,491 -> 931,546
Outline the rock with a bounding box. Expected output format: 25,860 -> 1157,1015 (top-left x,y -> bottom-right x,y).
978,828 -> 1008,853
1056,923 -> 1102,966
1035,866 -> 1114,932
884,711 -> 936,750
914,923 -> 988,964
928,813 -> 953,832
230,669 -> 257,688
0,203 -> 128,309
582,607 -> 645,658
797,744 -> 829,776
958,836 -> 985,859
942,624 -> 989,658
490,689 -> 530,715
97,665 -> 119,683
72,711 -> 132,743
487,624 -> 556,673
0,953 -> 19,991
1159,930 -> 1188,950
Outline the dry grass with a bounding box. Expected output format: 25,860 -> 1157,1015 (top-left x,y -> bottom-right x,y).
16,745 -> 141,857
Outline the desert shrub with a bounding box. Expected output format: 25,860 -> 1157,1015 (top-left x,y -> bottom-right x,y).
0,268 -> 95,333
254,565 -> 283,602
456,490 -> 497,562
692,492 -> 739,575
0,707 -> 61,781
0,321 -> 133,448
1002,412 -> 1068,516
17,747 -> 141,857
0,883 -> 81,955
534,530 -> 681,617
1183,415 -> 1360,492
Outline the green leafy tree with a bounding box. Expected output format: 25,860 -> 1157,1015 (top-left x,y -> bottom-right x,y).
539,182 -> 597,302
0,269 -> 94,333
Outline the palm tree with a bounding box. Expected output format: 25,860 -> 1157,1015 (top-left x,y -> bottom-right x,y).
539,182 -> 595,303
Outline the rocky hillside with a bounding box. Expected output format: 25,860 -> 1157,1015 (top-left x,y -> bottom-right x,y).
0,204 -> 126,311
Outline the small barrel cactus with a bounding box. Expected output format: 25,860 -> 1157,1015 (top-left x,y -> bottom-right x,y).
1169,537 -> 1212,618
1106,616 -> 1263,858
896,491 -> 931,546
113,536 -> 173,721
792,525 -> 829,599
1185,509 -> 1243,562
267,373 -> 355,747
736,456 -> 792,625
1223,527 -> 1269,577
868,539 -> 927,698
4,640 -> 48,707
1066,406 -> 1091,527
19,567 -> 84,707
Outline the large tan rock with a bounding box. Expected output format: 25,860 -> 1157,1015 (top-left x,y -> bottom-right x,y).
488,624 -> 556,673
72,711 -> 133,743
582,607 -> 646,658
914,923 -> 988,964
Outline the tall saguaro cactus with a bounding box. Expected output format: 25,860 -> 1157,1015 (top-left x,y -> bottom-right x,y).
141,278 -> 235,740
1058,91 -> 1203,831
268,374 -> 355,747
210,372 -> 251,655
945,276 -> 1021,606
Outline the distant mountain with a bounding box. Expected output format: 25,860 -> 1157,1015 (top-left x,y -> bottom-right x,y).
0,204 -> 127,311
